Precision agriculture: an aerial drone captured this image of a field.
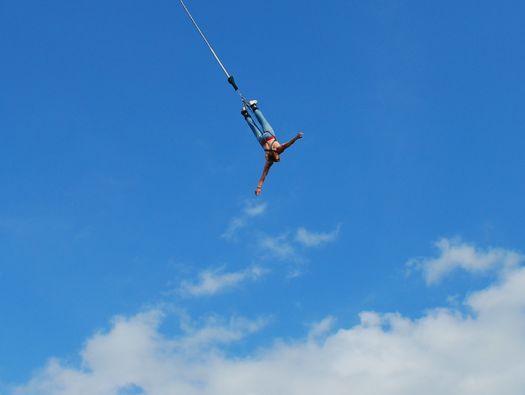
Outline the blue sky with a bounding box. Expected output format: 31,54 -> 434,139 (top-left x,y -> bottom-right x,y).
1,1 -> 525,393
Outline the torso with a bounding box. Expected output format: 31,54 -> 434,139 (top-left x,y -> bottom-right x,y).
262,137 -> 281,153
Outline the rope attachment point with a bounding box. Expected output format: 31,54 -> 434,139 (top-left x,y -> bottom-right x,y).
228,76 -> 239,91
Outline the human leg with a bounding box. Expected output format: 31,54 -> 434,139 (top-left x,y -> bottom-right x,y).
243,113 -> 264,142
252,107 -> 275,136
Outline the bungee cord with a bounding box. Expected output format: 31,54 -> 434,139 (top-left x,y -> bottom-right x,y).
178,0 -> 249,106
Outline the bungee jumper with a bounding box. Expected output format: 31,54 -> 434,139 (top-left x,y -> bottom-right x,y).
241,100 -> 303,195
179,0 -> 303,195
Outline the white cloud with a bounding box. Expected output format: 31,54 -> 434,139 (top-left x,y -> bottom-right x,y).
12,312 -> 268,395
243,204 -> 267,217
258,225 -> 340,265
176,315 -> 269,350
295,225 -> 340,248
12,258 -> 525,395
261,225 -> 340,258
256,226 -> 340,275
407,238 -> 522,284
259,234 -> 296,260
179,266 -> 266,297
307,316 -> 336,340
222,202 -> 267,241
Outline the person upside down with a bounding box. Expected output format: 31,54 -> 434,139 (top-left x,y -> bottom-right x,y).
241,100 -> 303,196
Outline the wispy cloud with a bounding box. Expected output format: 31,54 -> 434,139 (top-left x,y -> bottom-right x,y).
179,266 -> 266,297
259,234 -> 297,260
14,261 -> 525,395
307,316 -> 336,340
407,238 -> 523,285
222,202 -> 268,241
259,225 -> 341,263
295,225 -> 341,247
176,315 -> 269,350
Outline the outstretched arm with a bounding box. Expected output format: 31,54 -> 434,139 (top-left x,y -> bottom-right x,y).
255,160 -> 273,196
278,132 -> 303,154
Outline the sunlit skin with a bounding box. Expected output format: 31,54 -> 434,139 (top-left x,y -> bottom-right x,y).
255,131 -> 303,196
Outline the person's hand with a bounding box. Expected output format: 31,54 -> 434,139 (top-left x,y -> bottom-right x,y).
255,186 -> 262,196
296,131 -> 304,139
